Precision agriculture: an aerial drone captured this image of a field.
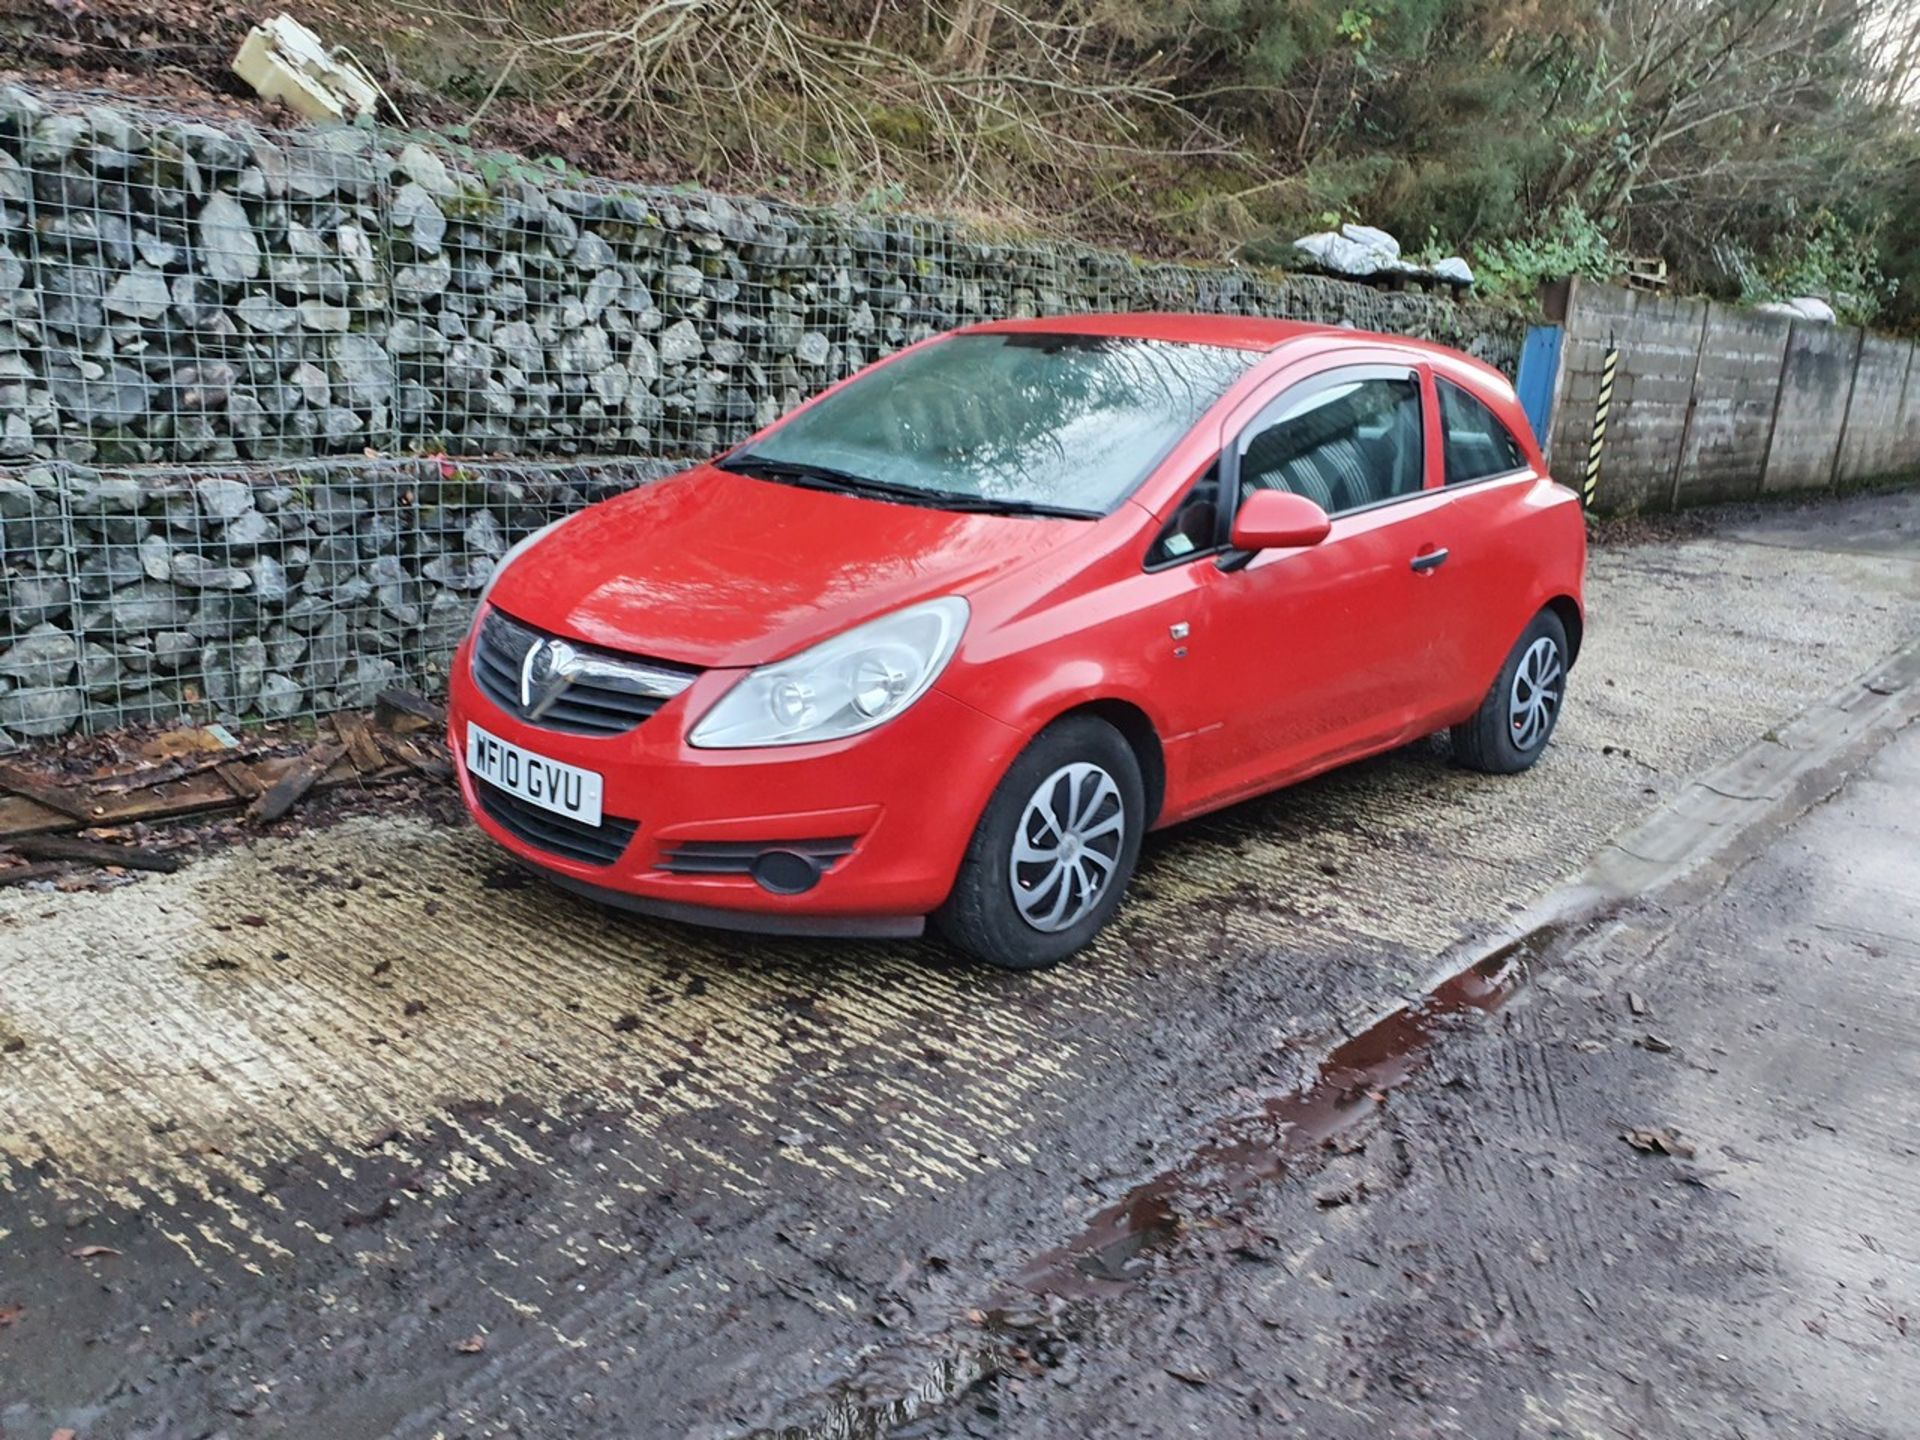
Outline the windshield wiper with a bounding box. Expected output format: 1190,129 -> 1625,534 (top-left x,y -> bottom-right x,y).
717,453 -> 1097,519
716,453 -> 883,493
912,493 -> 1101,519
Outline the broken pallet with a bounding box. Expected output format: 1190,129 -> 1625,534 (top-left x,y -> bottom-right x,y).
0,709 -> 448,843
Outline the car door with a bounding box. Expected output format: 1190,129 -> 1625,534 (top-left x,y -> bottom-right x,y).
1427,371 -> 1548,714
1185,357 -> 1457,806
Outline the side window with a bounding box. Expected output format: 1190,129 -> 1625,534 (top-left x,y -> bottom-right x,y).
1238,375 -> 1423,515
1146,464 -> 1222,567
1438,377 -> 1526,485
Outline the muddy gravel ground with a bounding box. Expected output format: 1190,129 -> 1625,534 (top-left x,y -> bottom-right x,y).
916,712 -> 1920,1440
0,491 -> 1916,1438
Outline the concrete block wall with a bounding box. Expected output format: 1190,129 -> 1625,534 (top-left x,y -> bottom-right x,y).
1835,336 -> 1916,486
1762,325 -> 1859,493
1550,284 -> 1707,511
1680,306 -> 1792,505
1897,355 -> 1920,478
1548,277 -> 1919,512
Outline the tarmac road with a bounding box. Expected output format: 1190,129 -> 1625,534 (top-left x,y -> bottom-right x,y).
1,490 -> 1916,1438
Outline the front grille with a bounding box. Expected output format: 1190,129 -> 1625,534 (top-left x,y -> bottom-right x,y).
472,608 -> 699,737
474,779 -> 639,867
659,837 -> 859,877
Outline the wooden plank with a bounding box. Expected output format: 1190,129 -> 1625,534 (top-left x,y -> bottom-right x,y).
0,761 -> 100,822
374,688 -> 444,733
379,732 -> 453,781
5,834 -> 182,873
216,762 -> 266,800
0,862 -> 66,889
0,737 -> 420,844
246,743 -> 348,825
332,712 -> 387,774
96,753 -> 245,795
0,781 -> 234,839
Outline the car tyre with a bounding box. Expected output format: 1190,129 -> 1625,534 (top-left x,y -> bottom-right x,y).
1452,608 -> 1570,775
935,715 -> 1145,970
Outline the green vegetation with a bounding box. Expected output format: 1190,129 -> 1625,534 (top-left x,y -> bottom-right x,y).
371,0 -> 1919,327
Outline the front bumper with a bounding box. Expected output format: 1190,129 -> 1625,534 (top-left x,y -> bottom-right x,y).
447,629 -> 1024,934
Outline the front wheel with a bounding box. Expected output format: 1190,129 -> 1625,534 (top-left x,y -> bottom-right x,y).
1452,608 -> 1570,774
934,716 -> 1145,970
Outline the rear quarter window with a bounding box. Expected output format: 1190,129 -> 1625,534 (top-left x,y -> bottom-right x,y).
1438,377 -> 1527,485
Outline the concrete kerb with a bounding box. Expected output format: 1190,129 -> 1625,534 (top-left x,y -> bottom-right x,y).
1403,631 -> 1920,1010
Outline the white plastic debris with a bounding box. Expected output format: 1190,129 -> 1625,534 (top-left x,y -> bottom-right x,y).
232,15 -> 379,123
1763,296 -> 1837,323
1293,231 -> 1390,277
1339,224 -> 1402,264
1291,224 -> 1473,288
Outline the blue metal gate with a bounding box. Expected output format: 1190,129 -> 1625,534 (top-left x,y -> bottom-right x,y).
1515,324 -> 1563,452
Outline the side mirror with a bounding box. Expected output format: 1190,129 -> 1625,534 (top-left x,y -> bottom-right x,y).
1228,489 -> 1331,551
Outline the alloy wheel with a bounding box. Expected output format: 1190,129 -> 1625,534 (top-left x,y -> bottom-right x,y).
1509,635 -> 1564,752
1008,762 -> 1126,933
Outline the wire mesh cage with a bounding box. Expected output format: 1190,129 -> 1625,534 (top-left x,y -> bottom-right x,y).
1,456 -> 675,740
0,81 -> 1522,743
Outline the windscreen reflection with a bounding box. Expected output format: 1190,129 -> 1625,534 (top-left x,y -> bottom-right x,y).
737,333 -> 1257,513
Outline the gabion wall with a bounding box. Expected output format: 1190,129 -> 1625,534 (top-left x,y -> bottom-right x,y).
0,81 -> 1525,741
0,456 -> 674,738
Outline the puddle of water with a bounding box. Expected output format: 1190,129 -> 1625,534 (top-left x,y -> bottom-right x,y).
1011,944 -> 1531,1300
749,1352 -> 988,1440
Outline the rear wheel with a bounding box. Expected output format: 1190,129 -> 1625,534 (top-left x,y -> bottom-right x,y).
1452,609 -> 1570,774
935,716 -> 1144,970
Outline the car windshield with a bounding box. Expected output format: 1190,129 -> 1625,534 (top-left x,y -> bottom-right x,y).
721,332 -> 1257,515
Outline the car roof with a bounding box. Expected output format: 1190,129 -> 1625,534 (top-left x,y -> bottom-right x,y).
959,312 -> 1512,389
961,312 -> 1343,351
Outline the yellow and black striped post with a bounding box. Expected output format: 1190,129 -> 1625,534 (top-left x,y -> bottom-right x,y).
1583,346 -> 1619,510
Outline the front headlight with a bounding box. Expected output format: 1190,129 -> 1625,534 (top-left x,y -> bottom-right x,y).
689,597 -> 969,749
475,517 -> 565,611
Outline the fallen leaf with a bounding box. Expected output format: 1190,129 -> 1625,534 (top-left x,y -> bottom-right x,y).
69,1244 -> 122,1258
342,1194 -> 397,1229
53,1429 -> 78,1440
612,1013 -> 641,1033
141,726 -> 228,759
1623,1126 -> 1696,1159
456,1333 -> 487,1353
1315,1181 -> 1367,1208
0,1302 -> 22,1326
363,1124 -> 405,1151
403,999 -> 428,1018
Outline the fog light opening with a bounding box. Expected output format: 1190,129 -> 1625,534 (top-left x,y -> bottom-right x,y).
751,849 -> 824,895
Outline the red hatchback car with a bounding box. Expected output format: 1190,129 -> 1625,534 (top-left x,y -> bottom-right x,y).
449,315 -> 1586,969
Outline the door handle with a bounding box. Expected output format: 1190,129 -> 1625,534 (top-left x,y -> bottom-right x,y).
1410,548 -> 1449,573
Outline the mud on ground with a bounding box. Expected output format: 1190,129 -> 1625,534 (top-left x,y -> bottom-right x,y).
918,716 -> 1920,1440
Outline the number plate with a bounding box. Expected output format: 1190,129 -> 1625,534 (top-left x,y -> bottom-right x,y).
466,723 -> 604,826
